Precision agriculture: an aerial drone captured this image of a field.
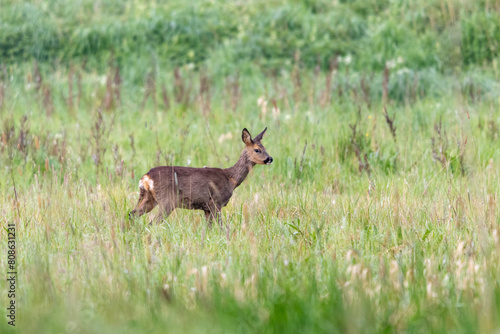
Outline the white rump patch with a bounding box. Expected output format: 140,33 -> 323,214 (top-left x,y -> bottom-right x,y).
139,175 -> 154,191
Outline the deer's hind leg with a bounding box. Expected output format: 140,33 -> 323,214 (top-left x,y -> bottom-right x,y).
152,189 -> 179,224
152,202 -> 175,224
129,186 -> 158,219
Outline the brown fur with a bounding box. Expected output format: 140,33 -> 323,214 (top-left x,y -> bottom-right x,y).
129,128 -> 272,227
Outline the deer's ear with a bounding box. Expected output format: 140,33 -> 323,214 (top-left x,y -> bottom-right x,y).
253,127 -> 267,142
242,128 -> 253,146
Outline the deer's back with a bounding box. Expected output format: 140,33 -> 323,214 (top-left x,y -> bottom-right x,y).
145,166 -> 233,210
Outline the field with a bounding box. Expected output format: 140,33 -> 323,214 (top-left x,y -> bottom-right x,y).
1,0 -> 500,333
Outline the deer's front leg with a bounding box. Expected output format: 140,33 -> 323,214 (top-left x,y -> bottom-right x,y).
204,204 -> 223,230
204,210 -> 213,229
205,207 -> 222,228
215,207 -> 223,228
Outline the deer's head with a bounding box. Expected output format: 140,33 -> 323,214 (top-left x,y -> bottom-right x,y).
242,127 -> 273,165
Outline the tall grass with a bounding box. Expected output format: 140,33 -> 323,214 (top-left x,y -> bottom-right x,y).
1,55 -> 500,332
1,0 -> 500,333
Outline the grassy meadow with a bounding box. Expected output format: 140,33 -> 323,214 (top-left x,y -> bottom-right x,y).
1,0 -> 500,333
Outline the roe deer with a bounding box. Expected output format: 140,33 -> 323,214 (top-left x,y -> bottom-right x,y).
129,127 -> 273,226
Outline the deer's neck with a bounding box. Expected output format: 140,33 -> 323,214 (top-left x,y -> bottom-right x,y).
225,150 -> 255,189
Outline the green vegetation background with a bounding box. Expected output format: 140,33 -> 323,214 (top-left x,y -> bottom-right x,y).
2,0 -> 499,72
1,0 -> 500,333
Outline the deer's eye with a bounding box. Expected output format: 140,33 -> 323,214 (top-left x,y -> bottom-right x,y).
254,149 -> 261,153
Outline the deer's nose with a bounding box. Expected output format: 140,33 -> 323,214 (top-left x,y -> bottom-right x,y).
265,157 -> 273,165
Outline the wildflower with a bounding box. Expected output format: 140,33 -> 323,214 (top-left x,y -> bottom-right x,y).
218,132 -> 233,143
258,96 -> 268,116
386,59 -> 396,69
272,106 -> 280,120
